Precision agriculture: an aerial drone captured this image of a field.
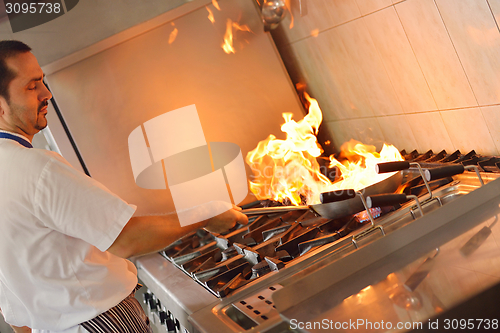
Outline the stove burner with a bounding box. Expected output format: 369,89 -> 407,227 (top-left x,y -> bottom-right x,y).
264,256 -> 285,271
402,149 -> 500,173
221,247 -> 238,261
250,261 -> 271,279
354,207 -> 382,223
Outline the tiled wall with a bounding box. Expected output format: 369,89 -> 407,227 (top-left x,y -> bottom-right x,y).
271,0 -> 500,156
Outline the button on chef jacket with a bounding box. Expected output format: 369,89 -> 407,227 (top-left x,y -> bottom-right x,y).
0,130 -> 138,332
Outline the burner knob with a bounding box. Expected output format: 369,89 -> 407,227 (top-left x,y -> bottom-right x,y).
164,317 -> 176,332
142,292 -> 152,304
159,311 -> 168,324
156,299 -> 161,310
148,298 -> 156,311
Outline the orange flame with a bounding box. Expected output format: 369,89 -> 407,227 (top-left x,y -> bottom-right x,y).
222,19 -> 236,54
169,22 -> 178,44
212,0 -> 221,11
222,19 -> 252,54
328,140 -> 403,192
246,94 -> 403,205
207,6 -> 215,24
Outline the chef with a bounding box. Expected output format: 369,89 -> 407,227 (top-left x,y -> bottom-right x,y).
0,40 -> 248,333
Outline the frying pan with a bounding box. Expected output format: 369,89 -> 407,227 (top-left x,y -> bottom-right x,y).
241,170 -> 403,220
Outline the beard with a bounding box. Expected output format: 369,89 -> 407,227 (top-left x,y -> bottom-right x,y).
7,99 -> 49,133
36,100 -> 49,131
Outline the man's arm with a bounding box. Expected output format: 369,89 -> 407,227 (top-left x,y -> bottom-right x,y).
107,206 -> 248,258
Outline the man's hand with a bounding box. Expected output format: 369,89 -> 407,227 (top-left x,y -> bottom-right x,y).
204,205 -> 248,234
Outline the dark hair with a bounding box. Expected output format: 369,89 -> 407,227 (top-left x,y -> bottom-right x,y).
0,40 -> 32,102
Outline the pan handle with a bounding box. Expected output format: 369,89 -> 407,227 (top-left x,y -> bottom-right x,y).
322,190 -> 386,228
376,161 -> 410,173
378,161 -> 437,205
367,194 -> 424,218
424,165 -> 464,181
424,165 -> 484,185
366,194 -> 408,208
241,206 -> 309,215
320,189 -> 356,204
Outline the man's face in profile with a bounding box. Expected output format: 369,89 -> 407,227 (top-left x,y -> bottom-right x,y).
0,51 -> 52,139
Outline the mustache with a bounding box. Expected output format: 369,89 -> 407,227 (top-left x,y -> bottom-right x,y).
38,100 -> 49,112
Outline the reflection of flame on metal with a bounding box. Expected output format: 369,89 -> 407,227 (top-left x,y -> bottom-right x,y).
206,6 -> 215,24
390,287 -> 423,311
355,207 -> 382,223
284,0 -> 293,29
246,92 -> 403,206
361,285 -> 372,292
169,22 -> 178,44
222,19 -> 252,54
212,0 -> 221,11
342,284 -> 376,306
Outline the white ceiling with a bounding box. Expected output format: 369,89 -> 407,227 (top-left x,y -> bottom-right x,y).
0,0 -> 189,66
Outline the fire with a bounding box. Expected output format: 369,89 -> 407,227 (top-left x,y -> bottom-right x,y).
245,94 -> 403,205
207,6 -> 215,24
222,19 -> 236,54
327,140 -> 403,192
169,22 -> 178,44
212,0 -> 221,11
222,19 -> 252,54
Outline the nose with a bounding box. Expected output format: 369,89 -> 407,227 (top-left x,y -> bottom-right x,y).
40,81 -> 52,101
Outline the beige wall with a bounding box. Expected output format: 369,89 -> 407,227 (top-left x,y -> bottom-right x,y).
0,0 -> 188,66
272,0 -> 500,156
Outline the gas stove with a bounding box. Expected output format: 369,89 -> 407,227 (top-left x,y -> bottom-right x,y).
136,150 -> 500,333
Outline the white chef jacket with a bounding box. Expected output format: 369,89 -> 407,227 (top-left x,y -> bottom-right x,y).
0,132 -> 138,332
